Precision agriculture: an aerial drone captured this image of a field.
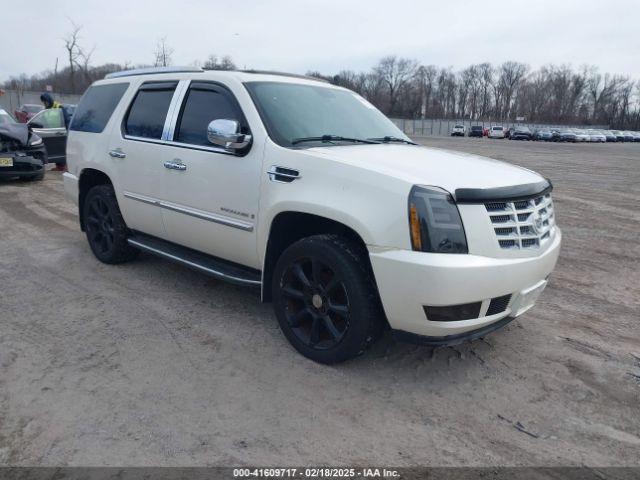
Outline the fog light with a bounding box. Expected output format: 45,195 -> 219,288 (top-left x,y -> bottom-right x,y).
423,302 -> 482,322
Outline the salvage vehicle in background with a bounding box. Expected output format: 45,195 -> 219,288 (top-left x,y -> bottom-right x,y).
509,126 -> 532,140
468,125 -> 484,137
14,104 -> 43,123
558,129 -> 577,142
602,130 -> 618,142
450,124 -> 466,136
573,129 -> 590,142
488,125 -> 505,138
533,129 -> 553,141
27,107 -> 68,166
587,130 -> 606,142
0,108 -> 47,181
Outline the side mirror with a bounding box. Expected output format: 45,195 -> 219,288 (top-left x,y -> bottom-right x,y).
207,119 -> 251,150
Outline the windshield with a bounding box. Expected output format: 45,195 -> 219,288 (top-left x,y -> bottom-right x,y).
245,81 -> 409,148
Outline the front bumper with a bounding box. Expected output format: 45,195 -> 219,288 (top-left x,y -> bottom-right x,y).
369,229 -> 561,340
0,154 -> 44,178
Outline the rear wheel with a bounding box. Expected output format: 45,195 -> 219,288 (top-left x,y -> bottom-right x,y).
83,184 -> 139,264
272,235 -> 383,364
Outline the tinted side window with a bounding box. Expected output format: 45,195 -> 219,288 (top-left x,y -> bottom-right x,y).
70,83 -> 129,133
125,83 -> 176,139
175,85 -> 242,146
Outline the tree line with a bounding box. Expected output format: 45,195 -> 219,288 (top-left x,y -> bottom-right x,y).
3,23 -> 638,129
308,57 -> 640,129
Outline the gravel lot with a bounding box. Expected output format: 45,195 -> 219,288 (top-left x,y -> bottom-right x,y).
0,138 -> 638,467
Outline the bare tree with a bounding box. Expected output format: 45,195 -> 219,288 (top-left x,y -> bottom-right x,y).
373,56 -> 418,116
63,19 -> 82,93
203,54 -> 236,70
154,37 -> 174,67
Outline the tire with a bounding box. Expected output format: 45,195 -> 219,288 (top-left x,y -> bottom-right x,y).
82,184 -> 139,264
272,234 -> 384,364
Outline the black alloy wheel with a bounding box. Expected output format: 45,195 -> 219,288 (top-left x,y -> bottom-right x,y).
272,234 -> 384,364
280,256 -> 351,350
83,184 -> 139,264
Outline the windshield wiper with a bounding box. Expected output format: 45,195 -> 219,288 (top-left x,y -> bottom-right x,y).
368,136 -> 417,145
291,135 -> 381,145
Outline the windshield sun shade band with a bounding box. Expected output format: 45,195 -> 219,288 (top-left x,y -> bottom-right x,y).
455,179 -> 553,204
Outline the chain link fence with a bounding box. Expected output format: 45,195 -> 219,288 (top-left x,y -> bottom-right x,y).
390,118 -> 610,137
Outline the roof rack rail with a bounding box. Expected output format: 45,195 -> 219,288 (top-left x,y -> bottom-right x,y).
239,70 -> 329,83
105,66 -> 204,79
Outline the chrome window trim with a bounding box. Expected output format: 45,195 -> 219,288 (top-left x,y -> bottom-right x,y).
162,79 -> 190,141
123,191 -> 254,232
120,79 -> 248,157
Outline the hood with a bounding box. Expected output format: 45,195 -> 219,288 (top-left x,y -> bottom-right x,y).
301,143 -> 544,195
0,123 -> 29,145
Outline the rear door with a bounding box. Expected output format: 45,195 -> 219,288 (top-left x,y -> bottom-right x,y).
107,80 -> 180,239
28,108 -> 67,163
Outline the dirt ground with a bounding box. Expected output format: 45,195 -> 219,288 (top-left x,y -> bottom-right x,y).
0,137 -> 638,467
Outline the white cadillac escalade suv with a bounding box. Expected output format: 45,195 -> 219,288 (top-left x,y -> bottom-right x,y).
63,67 -> 561,364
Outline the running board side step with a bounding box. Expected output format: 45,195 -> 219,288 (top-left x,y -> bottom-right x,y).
127,233 -> 261,287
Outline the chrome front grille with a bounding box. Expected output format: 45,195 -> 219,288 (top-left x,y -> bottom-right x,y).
486,193 -> 555,249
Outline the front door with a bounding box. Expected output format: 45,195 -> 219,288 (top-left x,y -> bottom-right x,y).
160,81 -> 262,269
28,108 -> 67,164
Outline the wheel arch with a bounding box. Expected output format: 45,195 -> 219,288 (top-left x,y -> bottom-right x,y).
261,210 -> 375,303
78,168 -> 113,231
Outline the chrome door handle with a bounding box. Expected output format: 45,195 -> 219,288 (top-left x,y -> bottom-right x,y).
55,131 -> 66,136
164,160 -> 187,171
108,149 -> 126,159
267,165 -> 300,183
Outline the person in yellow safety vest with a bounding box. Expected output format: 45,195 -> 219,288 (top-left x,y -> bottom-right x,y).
39,92 -> 67,172
40,92 -> 61,109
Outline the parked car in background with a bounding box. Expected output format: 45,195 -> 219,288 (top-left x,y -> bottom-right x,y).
611,130 -> 626,142
468,125 -> 484,137
451,124 -> 466,136
488,125 -> 505,138
483,127 -> 489,137
622,131 -> 636,142
0,108 -> 47,181
630,131 -> 640,142
14,104 -> 43,123
558,129 -> 577,142
573,129 -> 590,142
602,130 -> 618,142
27,107 -> 68,166
533,129 -> 553,141
550,129 -> 562,142
587,130 -> 606,143
509,126 -> 532,140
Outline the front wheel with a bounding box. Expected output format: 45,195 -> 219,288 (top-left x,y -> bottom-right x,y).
83,184 -> 139,264
272,235 -> 384,364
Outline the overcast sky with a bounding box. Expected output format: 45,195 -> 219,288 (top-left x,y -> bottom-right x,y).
2,0 -> 639,82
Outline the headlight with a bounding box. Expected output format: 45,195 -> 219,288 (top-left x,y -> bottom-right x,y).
29,136 -> 43,146
408,186 -> 468,253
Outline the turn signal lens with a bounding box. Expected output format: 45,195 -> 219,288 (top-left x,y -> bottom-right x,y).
409,203 -> 422,251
